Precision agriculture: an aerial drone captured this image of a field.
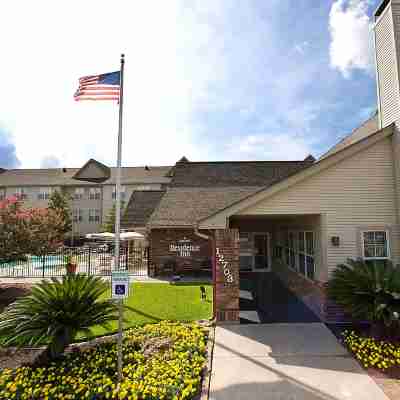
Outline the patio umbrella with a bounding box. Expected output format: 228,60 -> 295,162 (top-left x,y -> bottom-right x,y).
85,232 -> 144,241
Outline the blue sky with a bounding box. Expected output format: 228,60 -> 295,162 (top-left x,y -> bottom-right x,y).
0,0 -> 380,168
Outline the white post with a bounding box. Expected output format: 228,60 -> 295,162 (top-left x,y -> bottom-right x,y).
114,53 -> 125,384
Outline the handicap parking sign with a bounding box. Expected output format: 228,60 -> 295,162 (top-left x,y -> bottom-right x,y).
112,271 -> 130,299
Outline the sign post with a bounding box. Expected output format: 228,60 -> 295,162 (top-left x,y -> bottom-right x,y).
112,270 -> 129,383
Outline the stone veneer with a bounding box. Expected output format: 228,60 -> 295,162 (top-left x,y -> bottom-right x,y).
214,229 -> 240,323
272,260 -> 351,323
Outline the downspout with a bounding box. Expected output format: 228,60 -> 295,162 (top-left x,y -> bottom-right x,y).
194,226 -> 217,321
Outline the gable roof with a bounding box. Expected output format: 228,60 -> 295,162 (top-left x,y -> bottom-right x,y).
72,159 -> 111,183
198,123 -> 394,228
319,113 -> 379,160
121,190 -> 165,229
147,158 -> 314,227
148,186 -> 261,227
0,164 -> 172,186
169,160 -> 313,187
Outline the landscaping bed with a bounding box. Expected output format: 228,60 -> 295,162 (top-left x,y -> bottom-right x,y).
327,324 -> 400,400
0,321 -> 209,400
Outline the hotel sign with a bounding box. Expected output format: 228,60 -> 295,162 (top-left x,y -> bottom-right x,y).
169,239 -> 200,257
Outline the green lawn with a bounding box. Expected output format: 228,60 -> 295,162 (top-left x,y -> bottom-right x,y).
89,282 -> 213,337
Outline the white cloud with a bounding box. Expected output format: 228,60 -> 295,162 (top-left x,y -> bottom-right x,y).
329,0 -> 374,78
40,156 -> 61,169
0,1 -> 225,168
226,133 -> 314,161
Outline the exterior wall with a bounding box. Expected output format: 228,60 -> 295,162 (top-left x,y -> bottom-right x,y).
272,260 -> 351,323
149,228 -> 212,273
214,229 -> 240,323
239,137 -> 400,278
3,186 -> 61,209
64,186 -> 103,235
375,1 -> 400,128
0,183 -> 163,236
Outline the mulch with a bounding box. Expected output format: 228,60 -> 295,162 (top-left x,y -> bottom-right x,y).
0,283 -> 31,311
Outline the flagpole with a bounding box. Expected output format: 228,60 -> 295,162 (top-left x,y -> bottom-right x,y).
115,53 -> 125,385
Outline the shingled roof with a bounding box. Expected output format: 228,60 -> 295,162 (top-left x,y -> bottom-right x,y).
121,190 -> 165,229
148,186 -> 261,227
145,158 -> 314,227
0,165 -> 172,186
169,160 -> 313,187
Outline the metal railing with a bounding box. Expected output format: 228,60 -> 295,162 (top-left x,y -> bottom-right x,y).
0,244 -> 149,278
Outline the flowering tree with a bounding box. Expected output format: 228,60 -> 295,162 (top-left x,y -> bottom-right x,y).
0,197 -> 64,262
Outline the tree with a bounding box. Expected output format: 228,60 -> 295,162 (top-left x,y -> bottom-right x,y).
0,275 -> 120,359
48,190 -> 72,235
0,196 -> 64,262
0,197 -> 31,262
101,201 -> 125,233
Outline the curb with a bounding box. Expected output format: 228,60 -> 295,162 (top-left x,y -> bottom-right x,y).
199,324 -> 215,400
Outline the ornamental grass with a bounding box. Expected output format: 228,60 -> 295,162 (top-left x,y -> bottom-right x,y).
343,330 -> 400,371
0,321 -> 208,400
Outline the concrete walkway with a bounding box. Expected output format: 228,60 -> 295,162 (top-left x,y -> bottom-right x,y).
209,323 -> 389,400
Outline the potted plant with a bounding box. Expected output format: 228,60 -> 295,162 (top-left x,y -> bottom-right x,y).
65,255 -> 77,275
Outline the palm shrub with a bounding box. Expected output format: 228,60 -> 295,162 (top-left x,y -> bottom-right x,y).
327,259 -> 400,332
0,274 -> 119,360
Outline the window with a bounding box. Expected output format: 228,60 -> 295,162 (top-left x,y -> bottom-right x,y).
362,231 -> 389,260
239,232 -> 253,270
74,188 -> 84,200
0,189 -> 5,201
14,187 -> 27,200
89,187 -> 101,200
298,231 -> 315,280
112,186 -> 125,200
38,187 -> 52,200
89,208 -> 101,223
73,208 -> 83,223
136,185 -> 153,191
284,231 -> 297,270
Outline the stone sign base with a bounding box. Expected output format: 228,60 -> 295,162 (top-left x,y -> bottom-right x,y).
214,229 -> 240,323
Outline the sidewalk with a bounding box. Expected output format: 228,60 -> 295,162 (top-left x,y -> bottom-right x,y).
209,323 -> 389,400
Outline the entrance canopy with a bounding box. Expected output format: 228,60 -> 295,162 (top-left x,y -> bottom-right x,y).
85,231 -> 144,241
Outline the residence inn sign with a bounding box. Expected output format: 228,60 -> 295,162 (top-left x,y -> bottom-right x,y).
169,239 -> 200,257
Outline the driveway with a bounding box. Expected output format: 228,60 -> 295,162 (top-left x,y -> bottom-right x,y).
209,323 -> 389,400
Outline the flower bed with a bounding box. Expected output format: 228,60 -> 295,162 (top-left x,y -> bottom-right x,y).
343,331 -> 400,371
0,321 -> 208,400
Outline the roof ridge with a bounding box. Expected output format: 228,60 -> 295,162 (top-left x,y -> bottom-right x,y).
177,160 -> 309,165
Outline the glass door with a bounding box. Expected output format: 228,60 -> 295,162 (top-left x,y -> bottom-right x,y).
253,233 -> 270,271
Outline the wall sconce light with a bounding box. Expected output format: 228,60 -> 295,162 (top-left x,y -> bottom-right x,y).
331,236 -> 340,247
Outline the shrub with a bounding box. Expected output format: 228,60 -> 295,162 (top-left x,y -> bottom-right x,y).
343,330 -> 400,371
327,259 -> 400,328
0,275 -> 119,359
0,321 -> 208,400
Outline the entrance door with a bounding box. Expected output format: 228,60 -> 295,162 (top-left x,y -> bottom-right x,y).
253,233 -> 270,271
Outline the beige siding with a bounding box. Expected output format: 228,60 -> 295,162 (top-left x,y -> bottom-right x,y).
375,3 -> 400,128
64,186 -> 103,235
238,137 -> 400,276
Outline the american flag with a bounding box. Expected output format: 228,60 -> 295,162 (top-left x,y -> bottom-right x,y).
74,71 -> 120,101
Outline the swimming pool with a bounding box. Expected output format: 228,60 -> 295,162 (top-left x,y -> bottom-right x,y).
0,255 -> 66,269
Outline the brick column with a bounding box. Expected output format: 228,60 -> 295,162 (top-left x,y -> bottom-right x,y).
214,229 -> 240,323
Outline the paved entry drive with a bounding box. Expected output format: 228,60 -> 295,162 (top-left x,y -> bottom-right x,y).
210,323 -> 389,400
